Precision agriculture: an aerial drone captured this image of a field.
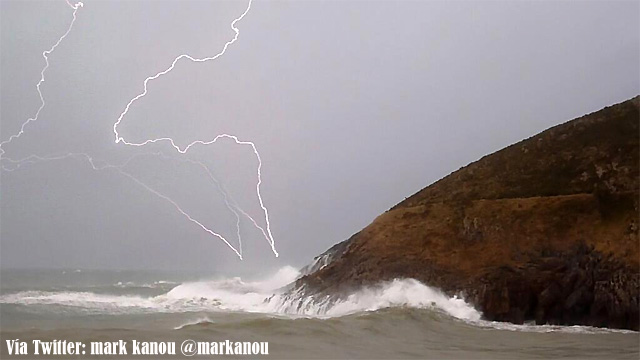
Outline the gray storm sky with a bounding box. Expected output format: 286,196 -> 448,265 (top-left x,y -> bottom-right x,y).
1,0 -> 638,275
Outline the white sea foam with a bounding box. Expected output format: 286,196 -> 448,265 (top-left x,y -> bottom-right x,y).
0,266 -> 634,334
114,280 -> 178,288
173,316 -> 216,330
474,320 -> 637,334
262,278 -> 482,321
0,291 -> 157,313
0,267 -> 479,321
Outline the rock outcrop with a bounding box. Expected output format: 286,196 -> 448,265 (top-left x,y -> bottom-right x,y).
297,96 -> 640,330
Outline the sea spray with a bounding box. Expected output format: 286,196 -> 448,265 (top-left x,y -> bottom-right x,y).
2,267 -> 635,334
264,278 -> 482,320
0,267 -> 480,321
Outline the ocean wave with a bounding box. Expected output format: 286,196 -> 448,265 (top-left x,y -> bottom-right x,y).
173,316 -> 216,330
0,267 -> 475,319
0,266 -> 300,315
0,266 -> 633,334
262,278 -> 482,321
0,291 -> 157,312
113,280 -> 178,289
475,320 -> 637,334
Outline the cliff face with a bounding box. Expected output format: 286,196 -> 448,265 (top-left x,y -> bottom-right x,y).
298,96 -> 640,330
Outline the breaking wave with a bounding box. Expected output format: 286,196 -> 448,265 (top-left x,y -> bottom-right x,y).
0,266 -> 632,333
114,280 -> 178,289
0,266 -> 477,319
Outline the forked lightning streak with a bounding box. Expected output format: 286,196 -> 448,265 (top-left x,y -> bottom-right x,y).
1,0 -> 278,259
0,0 -> 83,157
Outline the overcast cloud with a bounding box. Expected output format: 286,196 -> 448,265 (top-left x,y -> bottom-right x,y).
1,0 -> 638,275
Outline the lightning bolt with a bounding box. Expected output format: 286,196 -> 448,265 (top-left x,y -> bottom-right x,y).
112,0 -> 278,257
1,0 -> 279,260
5,152 -> 244,258
3,151 -> 273,260
0,0 -> 83,158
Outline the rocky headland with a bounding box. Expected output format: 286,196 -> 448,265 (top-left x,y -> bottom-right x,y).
297,96 -> 640,330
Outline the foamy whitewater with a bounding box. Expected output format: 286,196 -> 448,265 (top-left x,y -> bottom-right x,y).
0,267 -> 479,320
1,267 -> 638,359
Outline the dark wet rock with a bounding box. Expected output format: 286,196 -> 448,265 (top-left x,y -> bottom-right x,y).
297,96 -> 640,330
298,237 -> 352,277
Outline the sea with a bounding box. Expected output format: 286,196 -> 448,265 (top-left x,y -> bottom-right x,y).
1,267 -> 638,359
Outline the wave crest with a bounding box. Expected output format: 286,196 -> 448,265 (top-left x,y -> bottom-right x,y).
0,267 -> 479,322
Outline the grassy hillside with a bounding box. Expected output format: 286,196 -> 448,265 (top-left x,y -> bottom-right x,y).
299,96 -> 640,330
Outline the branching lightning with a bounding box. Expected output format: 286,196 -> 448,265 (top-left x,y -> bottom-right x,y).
112,0 -> 277,258
4,151 -> 262,259
2,150 -> 275,260
1,0 -> 279,260
0,0 -> 83,158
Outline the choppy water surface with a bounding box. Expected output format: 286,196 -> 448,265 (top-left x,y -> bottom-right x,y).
1,268 -> 638,359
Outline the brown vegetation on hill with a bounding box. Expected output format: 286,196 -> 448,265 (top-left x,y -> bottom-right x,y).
298,96 -> 640,330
